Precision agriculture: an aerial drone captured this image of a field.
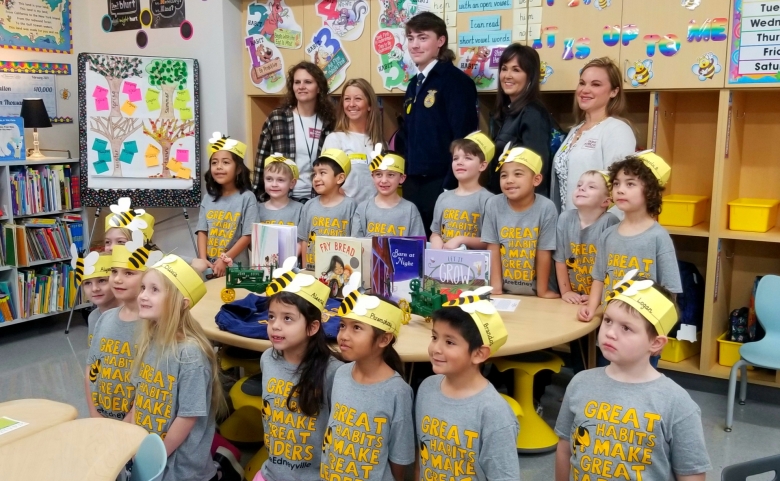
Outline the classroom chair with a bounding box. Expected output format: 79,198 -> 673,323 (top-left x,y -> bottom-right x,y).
244,446 -> 270,481
494,351 -> 564,453
219,372 -> 265,443
721,453 -> 780,481
219,346 -> 261,378
130,434 -> 167,481
725,275 -> 780,432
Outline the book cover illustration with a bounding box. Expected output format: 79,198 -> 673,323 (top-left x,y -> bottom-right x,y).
371,236 -> 425,303
0,116 -> 25,161
315,236 -> 365,298
251,223 -> 297,269
423,249 -> 491,301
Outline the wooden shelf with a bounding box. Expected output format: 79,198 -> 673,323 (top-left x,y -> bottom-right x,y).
24,257 -> 72,267
708,363 -> 778,387
664,222 -> 710,238
0,158 -> 77,167
720,226 -> 780,243
659,355 -> 702,375
0,303 -> 91,328
13,208 -> 82,219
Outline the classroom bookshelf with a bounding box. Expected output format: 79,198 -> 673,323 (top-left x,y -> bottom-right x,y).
0,157 -> 90,329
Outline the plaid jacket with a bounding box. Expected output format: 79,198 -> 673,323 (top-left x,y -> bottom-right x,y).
252,106 -> 332,199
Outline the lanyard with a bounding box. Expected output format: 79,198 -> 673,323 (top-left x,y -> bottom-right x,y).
297,113 -> 319,166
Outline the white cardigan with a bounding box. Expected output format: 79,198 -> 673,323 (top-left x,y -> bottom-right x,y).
552,117 -> 637,211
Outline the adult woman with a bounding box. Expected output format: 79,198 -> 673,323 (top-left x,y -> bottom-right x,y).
552,57 -> 636,211
490,44 -> 553,196
253,61 -> 336,202
322,78 -> 384,205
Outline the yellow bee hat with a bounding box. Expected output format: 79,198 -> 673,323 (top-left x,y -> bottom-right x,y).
74,247 -> 112,284
605,269 -> 678,336
318,148 -> 351,178
337,274 -> 409,337
150,255 -> 207,306
636,150 -> 671,187
369,143 -> 405,175
266,257 -> 330,311
105,197 -> 155,242
496,144 -> 543,175
111,230 -> 163,272
208,131 -> 247,159
465,131 -> 496,162
443,286 -> 508,355
264,152 -> 300,180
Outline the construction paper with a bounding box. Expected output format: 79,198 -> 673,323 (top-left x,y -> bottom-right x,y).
93,161 -> 109,174
120,100 -> 136,116
95,97 -> 109,111
122,81 -> 137,95
123,140 -> 138,154
92,86 -> 108,98
175,149 -> 189,163
92,138 -> 108,152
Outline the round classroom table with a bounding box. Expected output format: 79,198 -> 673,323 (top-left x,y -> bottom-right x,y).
192,277 -> 599,362
0,417 -> 148,481
0,399 -> 78,447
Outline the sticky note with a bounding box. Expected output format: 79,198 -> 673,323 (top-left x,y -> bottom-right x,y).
145,154 -> 160,167
123,140 -> 138,154
445,11 -> 456,27
174,98 -> 188,110
146,98 -> 161,111
175,149 -> 189,163
92,86 -> 108,98
175,89 -> 191,101
119,150 -> 134,164
92,138 -> 108,152
175,167 -> 192,179
93,161 -> 109,174
145,144 -> 160,156
121,100 -> 136,116
513,8 -> 528,26
167,159 -> 182,172
179,107 -> 193,120
128,88 -> 142,103
146,88 -> 160,101
527,23 -> 541,41
95,97 -> 109,111
512,25 -> 528,42
98,150 -> 111,162
122,81 -> 137,95
528,6 -> 542,23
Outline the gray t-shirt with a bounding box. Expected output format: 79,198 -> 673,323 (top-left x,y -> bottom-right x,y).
592,222 -> 682,298
481,194 -> 558,295
351,198 -> 425,238
298,196 -> 357,270
87,307 -> 102,348
257,200 -> 303,226
86,307 -> 139,420
260,349 -> 343,481
196,190 -> 258,267
430,188 -> 495,241
321,363 -> 416,481
131,341 -> 216,481
554,209 -> 619,295
554,368 -> 712,480
415,375 -> 520,481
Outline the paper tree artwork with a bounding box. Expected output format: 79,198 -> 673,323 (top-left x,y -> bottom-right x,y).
79,53 -> 200,206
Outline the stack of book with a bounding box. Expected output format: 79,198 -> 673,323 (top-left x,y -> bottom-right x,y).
17,262 -> 80,318
3,218 -> 82,266
0,281 -> 15,321
10,164 -> 77,216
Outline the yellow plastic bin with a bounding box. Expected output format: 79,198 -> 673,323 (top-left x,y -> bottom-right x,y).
659,195 -> 709,227
728,198 -> 779,233
661,331 -> 701,362
717,332 -> 743,367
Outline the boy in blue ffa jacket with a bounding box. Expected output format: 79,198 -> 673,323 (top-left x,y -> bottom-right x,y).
403,12 -> 479,235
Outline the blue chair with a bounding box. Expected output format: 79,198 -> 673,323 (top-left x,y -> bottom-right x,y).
721,453 -> 780,480
131,434 -> 167,481
725,275 -> 780,432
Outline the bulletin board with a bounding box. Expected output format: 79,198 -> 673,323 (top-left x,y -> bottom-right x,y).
727,0 -> 780,86
78,53 -> 201,208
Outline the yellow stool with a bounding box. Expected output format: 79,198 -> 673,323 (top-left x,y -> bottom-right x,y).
219,374 -> 266,443
219,348 -> 261,377
244,446 -> 269,481
494,351 -> 564,453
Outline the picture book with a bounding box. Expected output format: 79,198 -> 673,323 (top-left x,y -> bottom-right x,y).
0,116 -> 25,161
371,236 -> 426,303
315,236 -> 370,297
423,249 -> 491,301
251,224 -> 297,269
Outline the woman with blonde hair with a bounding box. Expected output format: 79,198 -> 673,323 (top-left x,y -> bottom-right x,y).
552,57 -> 636,211
322,78 -> 384,205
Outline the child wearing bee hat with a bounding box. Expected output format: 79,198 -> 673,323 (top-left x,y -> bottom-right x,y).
580,151 -> 681,327
414,288 -> 519,481
256,258 -> 343,481
104,197 -> 156,253
429,131 -> 497,247
482,145 -> 560,298
298,148 -> 357,270
256,153 -> 303,227
126,254 -> 227,481
321,276 -> 415,481
78,250 -> 117,348
556,270 -> 711,481
351,145 -> 425,237
196,132 -> 257,277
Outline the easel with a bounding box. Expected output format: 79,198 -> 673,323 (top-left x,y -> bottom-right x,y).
64,207 -> 198,334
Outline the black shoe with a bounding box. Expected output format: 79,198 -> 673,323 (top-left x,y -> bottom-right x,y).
214,446 -> 243,481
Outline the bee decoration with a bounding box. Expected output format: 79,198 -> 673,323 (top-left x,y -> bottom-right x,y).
71,244 -> 99,286
108,197 -> 148,232
594,0 -> 610,10
692,53 -> 721,81
89,358 -> 101,383
208,132 -> 239,153
59,88 -> 71,100
265,256 -> 301,295
322,426 -> 333,453
125,230 -> 163,270
571,421 -> 595,456
626,59 -> 653,88
540,61 -> 554,84
604,269 -> 655,303
443,285 -> 492,306
337,273 -> 364,316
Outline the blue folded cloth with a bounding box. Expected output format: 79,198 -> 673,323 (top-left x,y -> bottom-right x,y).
215,294 -> 342,340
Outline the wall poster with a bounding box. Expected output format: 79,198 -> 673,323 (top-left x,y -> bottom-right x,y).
728,0 -> 780,84
0,0 -> 72,53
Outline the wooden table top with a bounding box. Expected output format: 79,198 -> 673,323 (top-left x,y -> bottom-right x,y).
193,277 -> 600,362
0,418 -> 148,481
0,399 -> 78,447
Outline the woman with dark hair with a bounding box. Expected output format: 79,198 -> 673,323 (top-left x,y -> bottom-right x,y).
490,43 -> 553,196
253,61 -> 336,202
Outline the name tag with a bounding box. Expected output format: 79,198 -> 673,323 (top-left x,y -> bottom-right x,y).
349,153 -> 367,164
582,138 -> 598,150
309,128 -> 322,140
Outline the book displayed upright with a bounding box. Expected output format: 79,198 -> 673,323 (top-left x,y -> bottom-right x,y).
314,236 -> 371,297
423,249 -> 491,301
371,236 -> 426,303
250,223 -> 297,269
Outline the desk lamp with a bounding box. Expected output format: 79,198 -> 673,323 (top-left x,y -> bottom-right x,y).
20,98 -> 52,160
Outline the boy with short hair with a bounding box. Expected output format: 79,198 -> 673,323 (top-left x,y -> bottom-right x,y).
430,131 -> 495,249
351,148 -> 425,237
415,293 -> 519,481
555,171 -> 619,304
298,148 -> 357,269
256,153 -> 303,226
482,146 -> 559,298
579,152 -> 681,322
83,252 -> 118,347
555,272 -> 711,481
